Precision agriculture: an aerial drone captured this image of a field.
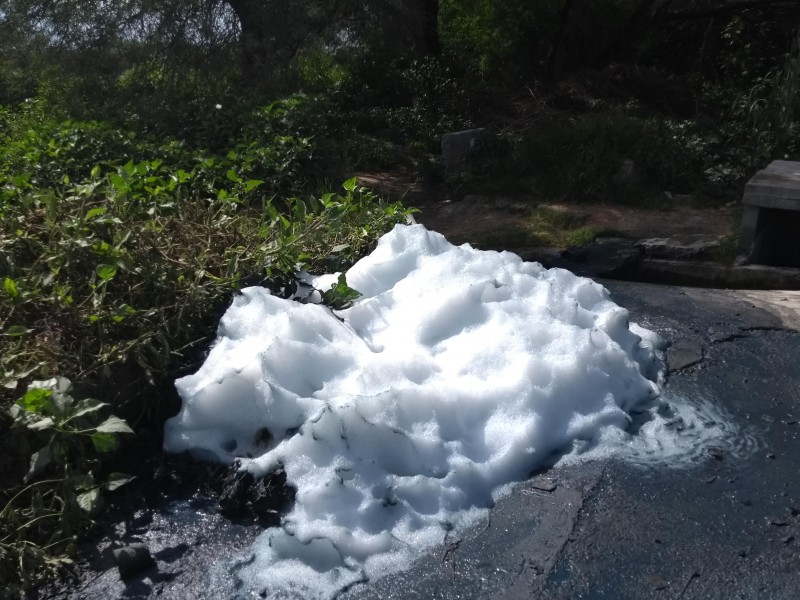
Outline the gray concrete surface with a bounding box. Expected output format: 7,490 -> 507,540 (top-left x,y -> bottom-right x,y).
34,281 -> 800,600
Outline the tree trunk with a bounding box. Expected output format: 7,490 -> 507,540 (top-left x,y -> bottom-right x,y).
226,0 -> 275,88
226,0 -> 329,93
546,0 -> 580,81
411,0 -> 441,57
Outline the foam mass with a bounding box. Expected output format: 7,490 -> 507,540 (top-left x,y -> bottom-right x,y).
164,224 -> 664,598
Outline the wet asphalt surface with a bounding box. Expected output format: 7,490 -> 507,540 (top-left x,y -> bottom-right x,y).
34,280 -> 800,600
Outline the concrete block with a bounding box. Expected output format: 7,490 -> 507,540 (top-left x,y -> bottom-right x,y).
441,128 -> 486,170
738,160 -> 800,267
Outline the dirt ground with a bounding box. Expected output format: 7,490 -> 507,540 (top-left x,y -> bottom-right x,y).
356,171 -> 740,250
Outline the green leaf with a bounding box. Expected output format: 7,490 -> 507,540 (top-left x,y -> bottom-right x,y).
77,488 -> 104,515
91,432 -> 118,452
96,263 -> 117,281
85,207 -> 107,220
330,244 -> 350,253
90,165 -> 101,179
96,415 -> 134,434
343,177 -> 358,192
226,169 -> 242,183
66,398 -> 108,421
245,179 -> 265,192
322,273 -> 362,310
4,277 -> 19,298
3,325 -> 31,336
105,473 -> 136,491
18,388 -> 53,413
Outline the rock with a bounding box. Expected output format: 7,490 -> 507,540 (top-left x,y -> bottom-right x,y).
636,234 -> 723,260
561,238 -> 641,279
666,339 -> 704,372
441,128 -> 486,170
219,465 -> 295,524
707,447 -> 724,460
113,543 -> 154,579
531,480 -> 557,492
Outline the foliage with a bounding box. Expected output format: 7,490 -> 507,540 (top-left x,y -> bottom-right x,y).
0,104 -> 412,595
458,113 -> 719,205
4,1 -> 800,595
1,377 -> 134,592
733,29 -> 800,170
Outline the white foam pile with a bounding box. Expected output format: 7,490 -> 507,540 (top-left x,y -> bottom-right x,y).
164,224 -> 672,598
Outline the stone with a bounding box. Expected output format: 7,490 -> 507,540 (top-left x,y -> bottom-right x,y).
531,480 -> 557,492
441,128 -> 486,170
666,339 -> 703,372
636,234 -> 723,261
113,543 -> 154,579
561,238 -> 641,279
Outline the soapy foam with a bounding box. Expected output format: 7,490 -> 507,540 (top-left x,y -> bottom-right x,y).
164,224 -> 741,599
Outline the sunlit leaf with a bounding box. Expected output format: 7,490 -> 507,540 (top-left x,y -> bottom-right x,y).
3,325 -> 31,336
96,263 -> 117,281
96,415 -> 134,434
4,277 -> 19,298
18,388 -> 53,413
342,177 -> 358,192
24,445 -> 53,482
105,473 -> 136,491
245,179 -> 264,192
28,417 -> 54,431
66,398 -> 108,420
77,488 -> 104,515
85,207 -> 107,220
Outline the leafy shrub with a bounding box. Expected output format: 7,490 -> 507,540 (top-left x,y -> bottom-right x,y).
0,104 -> 413,595
2,378 -> 134,592
461,114 -> 715,204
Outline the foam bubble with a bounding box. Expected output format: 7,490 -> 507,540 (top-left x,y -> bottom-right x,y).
163,224 -> 737,599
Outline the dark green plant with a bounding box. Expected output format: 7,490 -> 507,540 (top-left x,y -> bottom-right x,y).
0,103 -> 414,594
1,377 -> 133,594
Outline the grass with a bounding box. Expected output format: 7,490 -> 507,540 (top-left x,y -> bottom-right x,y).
470,206 -> 601,250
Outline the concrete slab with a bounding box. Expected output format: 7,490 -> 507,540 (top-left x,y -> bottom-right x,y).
739,160 -> 800,265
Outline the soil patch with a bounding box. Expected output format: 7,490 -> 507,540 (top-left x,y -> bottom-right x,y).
356,170 -> 739,251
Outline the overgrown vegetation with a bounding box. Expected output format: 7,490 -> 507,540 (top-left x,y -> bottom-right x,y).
0,103 -> 411,595
3,0 -> 800,596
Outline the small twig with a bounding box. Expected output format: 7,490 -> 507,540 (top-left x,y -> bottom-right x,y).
676,571 -> 700,600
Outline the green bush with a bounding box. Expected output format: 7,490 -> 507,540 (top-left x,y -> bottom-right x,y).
0,103 -> 413,596
459,114 -> 717,204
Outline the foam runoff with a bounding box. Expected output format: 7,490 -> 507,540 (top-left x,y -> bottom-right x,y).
163,224 -> 732,599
